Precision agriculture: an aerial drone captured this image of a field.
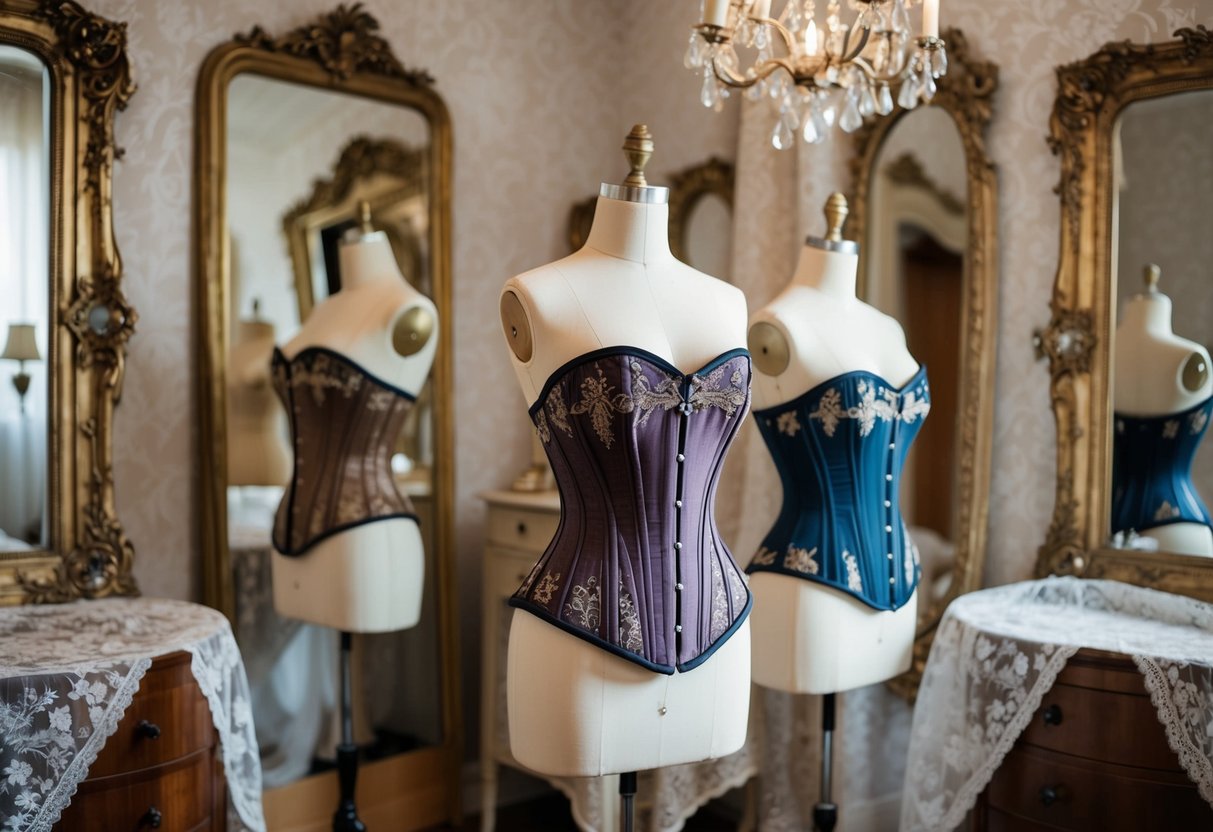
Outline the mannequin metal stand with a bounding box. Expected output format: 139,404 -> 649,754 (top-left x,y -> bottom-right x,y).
333,632 -> 367,832
812,693 -> 838,832
620,771 -> 638,832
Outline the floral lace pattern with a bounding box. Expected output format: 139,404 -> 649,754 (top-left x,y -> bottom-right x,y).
0,598 -> 264,832
901,577 -> 1213,832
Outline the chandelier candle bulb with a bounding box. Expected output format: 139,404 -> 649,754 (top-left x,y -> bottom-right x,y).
804,18 -> 819,56
753,0 -> 772,20
704,0 -> 730,28
922,0 -> 939,39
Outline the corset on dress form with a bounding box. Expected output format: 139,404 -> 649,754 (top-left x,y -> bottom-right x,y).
510,346 -> 753,675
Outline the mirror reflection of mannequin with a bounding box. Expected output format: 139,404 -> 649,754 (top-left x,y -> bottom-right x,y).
499,126 -> 751,778
271,205 -> 438,633
746,194 -> 924,695
1113,264 -> 1213,557
228,301 -> 291,488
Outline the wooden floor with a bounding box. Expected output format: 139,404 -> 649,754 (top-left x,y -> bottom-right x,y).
440,792 -> 739,831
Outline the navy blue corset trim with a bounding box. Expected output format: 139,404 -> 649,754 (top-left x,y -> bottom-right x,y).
512,346 -> 754,675
271,345 -> 420,557
1112,396 -> 1213,536
747,365 -> 930,612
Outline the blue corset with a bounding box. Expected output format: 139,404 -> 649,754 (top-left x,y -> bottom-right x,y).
1112,397 -> 1213,535
747,366 -> 930,611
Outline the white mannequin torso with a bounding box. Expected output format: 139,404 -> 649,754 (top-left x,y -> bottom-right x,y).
747,240 -> 919,694
272,231 -> 439,632
228,319 -> 291,487
1114,280 -> 1213,557
499,193 -> 751,777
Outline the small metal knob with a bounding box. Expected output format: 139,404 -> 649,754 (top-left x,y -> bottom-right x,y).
1039,784 -> 1068,807
516,522 -> 527,535
141,806 -> 162,828
137,720 -> 161,740
1042,704 -> 1063,726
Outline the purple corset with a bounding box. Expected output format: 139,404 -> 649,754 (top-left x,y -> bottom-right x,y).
510,347 -> 753,674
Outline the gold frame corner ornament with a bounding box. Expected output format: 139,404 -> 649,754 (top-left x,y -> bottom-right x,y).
849,26 -> 1000,700
1,0 -> 139,604
1035,28 -> 1213,601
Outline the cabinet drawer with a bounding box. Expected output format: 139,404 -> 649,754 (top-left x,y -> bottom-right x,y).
1019,681 -> 1176,770
986,744 -> 1212,830
55,747 -> 217,832
89,651 -> 214,778
486,506 -> 559,551
486,546 -> 542,600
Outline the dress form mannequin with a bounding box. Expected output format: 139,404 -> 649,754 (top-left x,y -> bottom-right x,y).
747,194 -> 919,695
1114,264 -> 1213,556
499,126 -> 751,778
227,301 -> 291,487
272,206 -> 439,633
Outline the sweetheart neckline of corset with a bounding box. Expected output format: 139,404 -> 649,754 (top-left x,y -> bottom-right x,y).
272,344 -> 418,402
1115,393 -> 1213,423
753,362 -> 928,416
527,345 -> 751,418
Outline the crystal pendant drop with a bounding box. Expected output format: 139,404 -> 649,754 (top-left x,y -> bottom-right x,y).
820,93 -> 837,127
859,85 -> 876,117
839,92 -> 863,133
920,70 -> 937,102
898,74 -> 920,109
891,0 -> 911,36
684,32 -> 705,70
931,48 -> 948,78
717,42 -> 740,74
801,105 -> 824,144
701,70 -> 720,109
876,83 -> 894,115
771,114 -> 794,150
745,77 -> 766,102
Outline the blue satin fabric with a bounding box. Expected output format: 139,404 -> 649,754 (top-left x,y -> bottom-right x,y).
747,366 -> 930,611
1112,397 -> 1213,535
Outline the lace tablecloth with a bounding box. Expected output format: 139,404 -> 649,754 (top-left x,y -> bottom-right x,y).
0,597 -> 265,832
901,576 -> 1213,831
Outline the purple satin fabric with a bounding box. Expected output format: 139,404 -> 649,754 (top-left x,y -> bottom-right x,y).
510,347 -> 753,674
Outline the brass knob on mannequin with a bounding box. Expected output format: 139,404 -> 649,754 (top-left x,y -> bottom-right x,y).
1143,262 -> 1161,293
622,124 -> 654,188
823,192 -> 850,242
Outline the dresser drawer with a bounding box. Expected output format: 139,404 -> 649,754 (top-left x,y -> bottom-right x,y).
1019,680 -> 1176,770
486,546 -> 542,600
88,650 -> 214,778
55,747 -> 218,832
986,744 -> 1212,830
486,505 -> 560,551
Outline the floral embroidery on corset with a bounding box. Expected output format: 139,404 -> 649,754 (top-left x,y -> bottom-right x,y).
1164,420 -> 1180,439
571,366 -> 634,448
619,578 -> 643,653
900,390 -> 931,424
534,408 -> 551,444
367,390 -> 395,412
689,365 -> 747,416
518,559 -> 543,595
533,572 -> 561,605
843,550 -> 863,593
848,380 -> 899,437
1155,500 -> 1181,522
751,545 -> 778,567
710,556 -> 729,641
628,360 -> 683,425
776,411 -> 801,436
546,385 -> 573,438
785,544 -> 819,574
1191,409 -> 1209,435
564,575 -> 601,630
809,388 -> 846,437
726,558 -> 748,610
290,354 -> 363,405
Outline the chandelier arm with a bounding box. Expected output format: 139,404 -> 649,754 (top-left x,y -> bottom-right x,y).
840,24 -> 872,64
711,55 -> 796,89
758,17 -> 800,56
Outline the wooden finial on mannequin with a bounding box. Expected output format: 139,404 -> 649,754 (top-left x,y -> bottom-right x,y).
359,200 -> 374,235
1144,262 -> 1161,293
823,192 -> 850,243
622,124 -> 654,188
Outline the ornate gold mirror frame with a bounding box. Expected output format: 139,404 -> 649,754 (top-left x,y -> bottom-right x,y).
1036,28 -> 1213,601
0,0 -> 138,604
849,27 -> 999,699
194,4 -> 458,826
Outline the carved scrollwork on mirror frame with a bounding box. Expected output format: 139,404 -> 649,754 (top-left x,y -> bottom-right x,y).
1035,28 -> 1213,601
848,27 -> 999,700
1,0 -> 138,604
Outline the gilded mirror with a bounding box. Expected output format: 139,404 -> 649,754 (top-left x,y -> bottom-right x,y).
195,6 -> 458,827
1037,28 -> 1213,602
849,27 -> 999,698
0,0 -> 137,604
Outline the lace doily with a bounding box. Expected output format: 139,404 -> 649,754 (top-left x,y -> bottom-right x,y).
901,576 -> 1213,832
0,597 -> 265,832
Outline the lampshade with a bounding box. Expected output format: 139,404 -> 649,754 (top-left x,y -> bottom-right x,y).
1,323 -> 41,362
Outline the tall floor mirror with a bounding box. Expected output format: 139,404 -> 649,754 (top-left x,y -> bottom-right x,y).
849,27 -> 999,698
194,7 -> 458,828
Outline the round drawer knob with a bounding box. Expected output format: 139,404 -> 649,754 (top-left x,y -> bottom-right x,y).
141,806 -> 163,828
136,720 -> 161,740
1039,784 -> 1068,807
516,522 -> 527,535
1042,704 -> 1063,726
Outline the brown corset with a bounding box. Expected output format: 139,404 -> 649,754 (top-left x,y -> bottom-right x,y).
270,346 -> 417,556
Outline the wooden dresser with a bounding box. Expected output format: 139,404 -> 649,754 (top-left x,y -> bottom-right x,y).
54,650 -> 227,832
973,647 -> 1213,831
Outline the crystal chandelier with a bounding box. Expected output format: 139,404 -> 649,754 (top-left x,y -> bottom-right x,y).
686,0 -> 947,149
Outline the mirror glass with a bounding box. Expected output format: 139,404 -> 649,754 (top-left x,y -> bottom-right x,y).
683,192 -> 733,280
0,45 -> 50,555
224,72 -> 441,790
1110,90 -> 1213,558
863,106 -> 968,618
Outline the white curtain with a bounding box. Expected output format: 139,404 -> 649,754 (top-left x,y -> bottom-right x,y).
723,95 -> 913,831
0,47 -> 49,549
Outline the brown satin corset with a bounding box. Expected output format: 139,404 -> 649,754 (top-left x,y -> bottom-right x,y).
270,346 -> 418,556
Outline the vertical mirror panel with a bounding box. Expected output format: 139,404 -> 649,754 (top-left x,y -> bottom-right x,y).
1111,90 -> 1213,558
0,45 -> 49,555
224,72 -> 441,791
863,105 -> 968,615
